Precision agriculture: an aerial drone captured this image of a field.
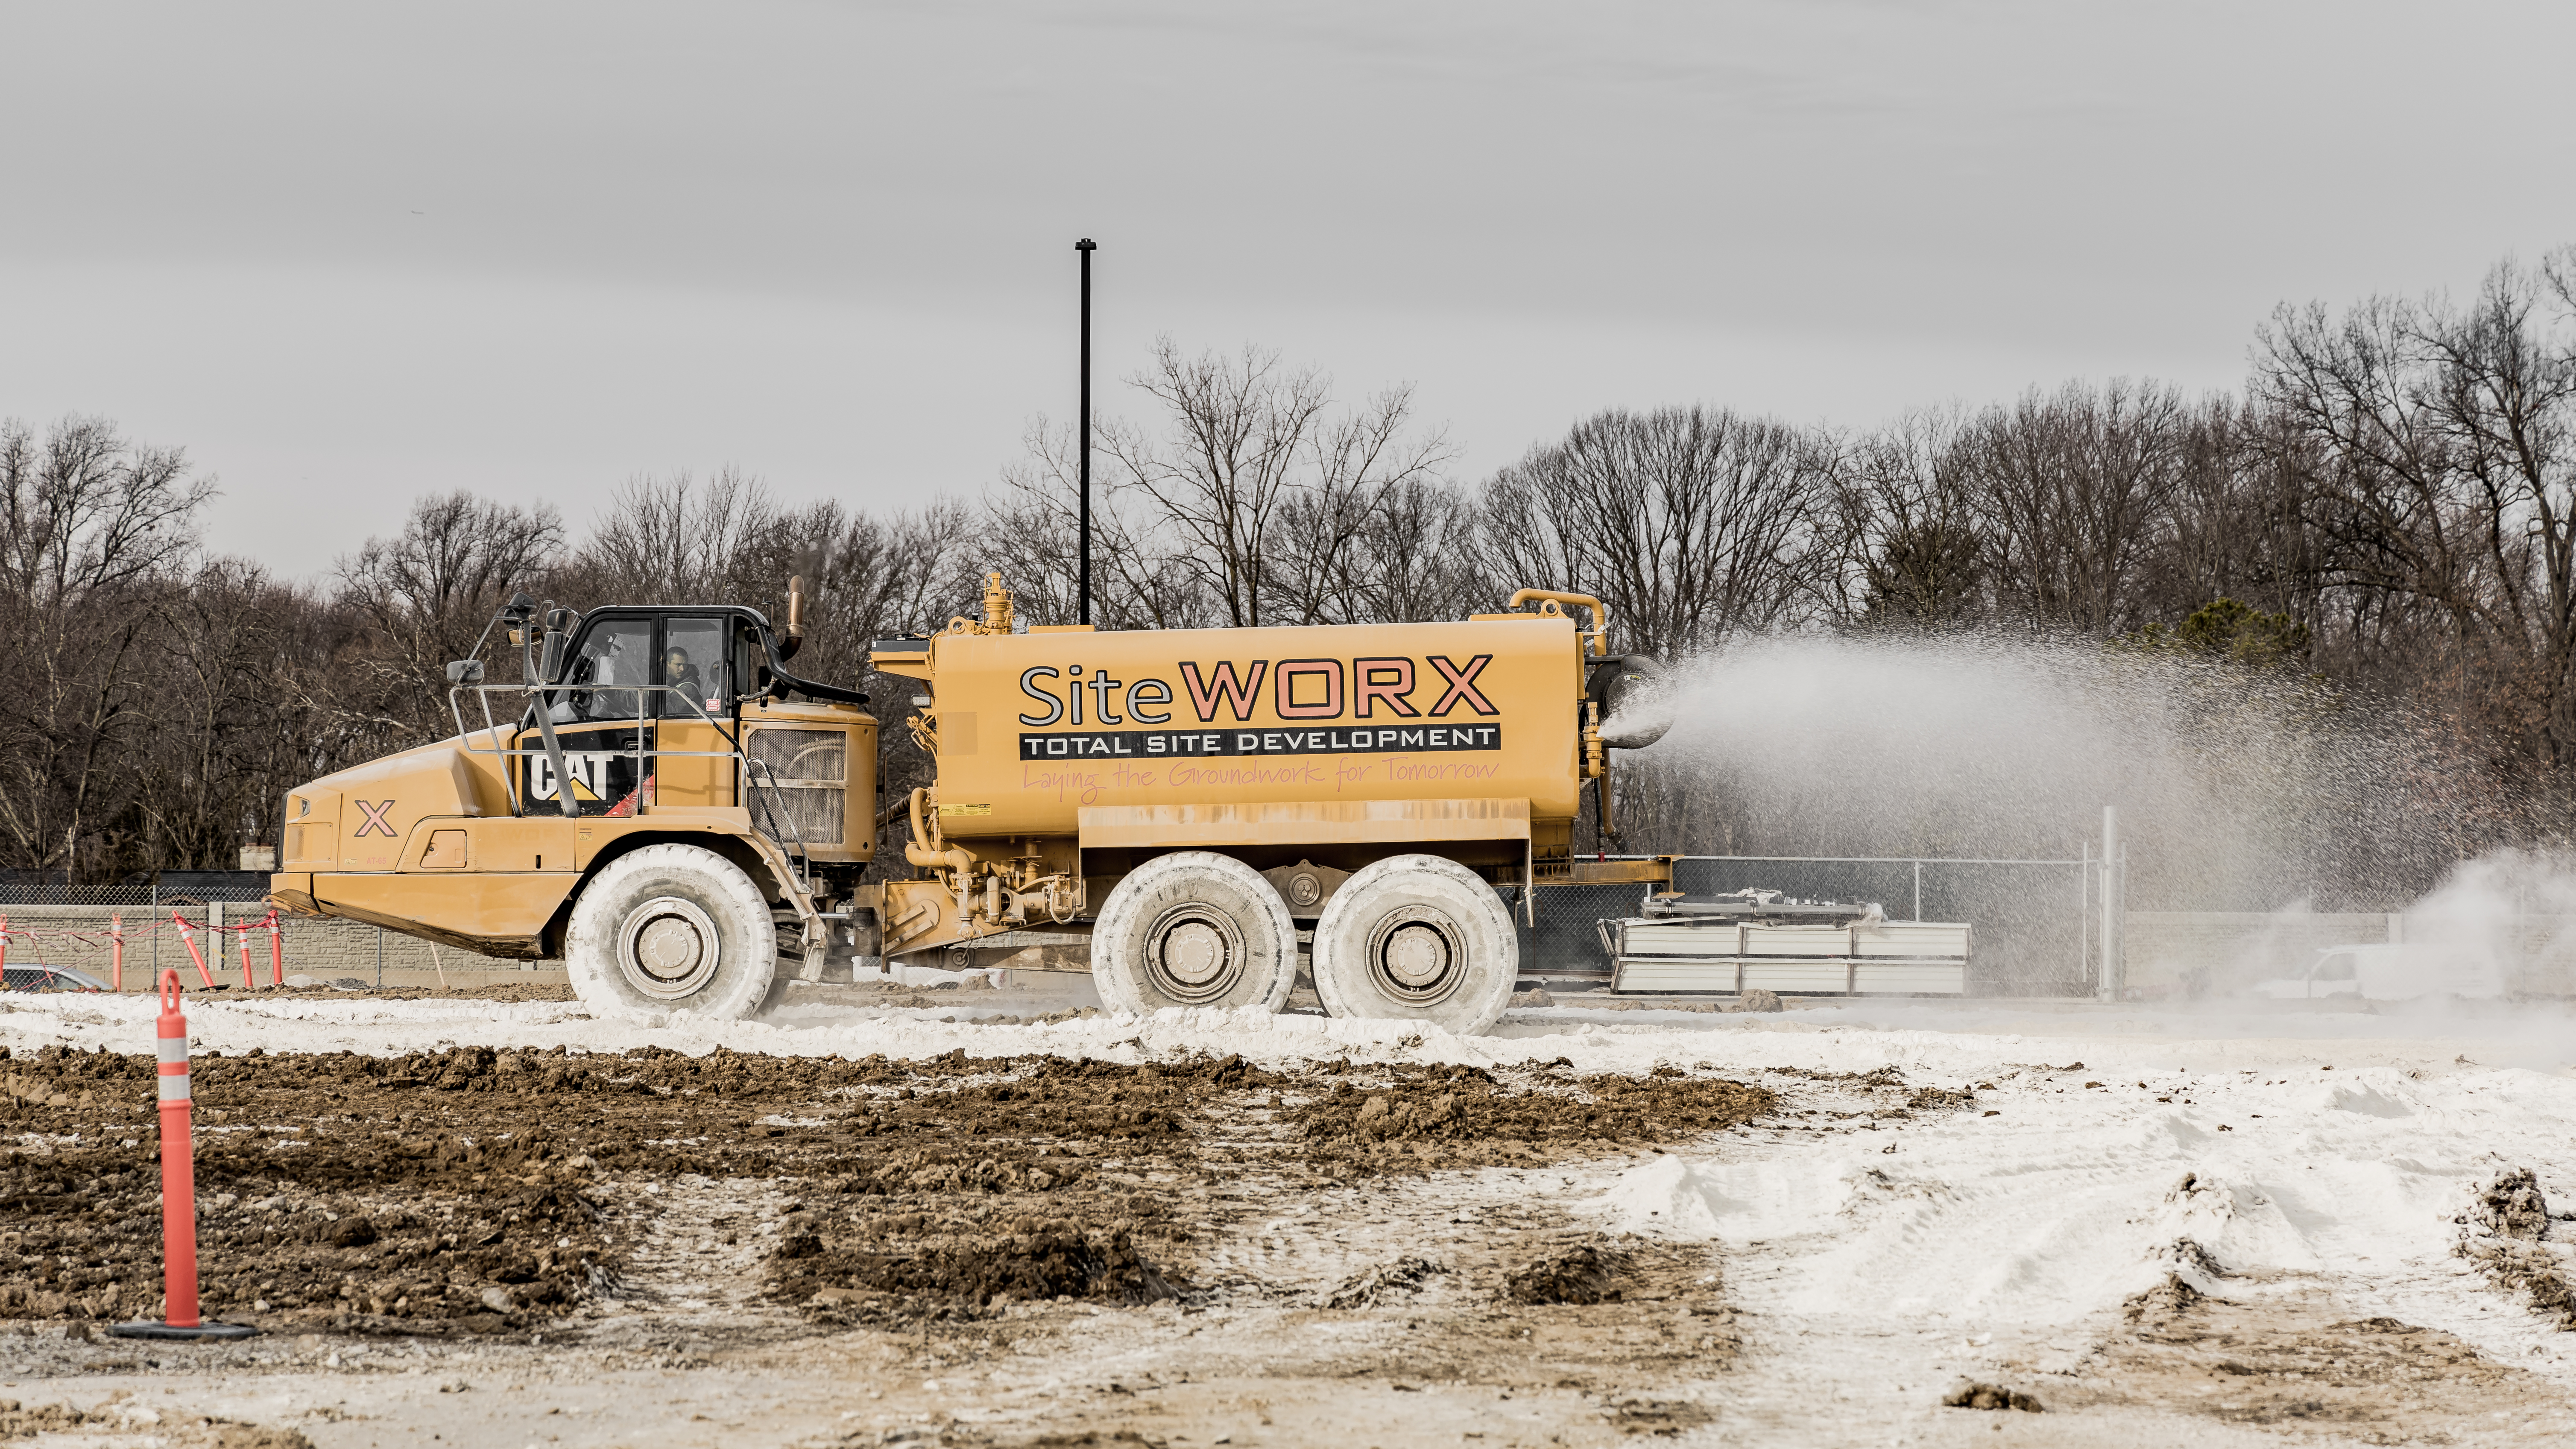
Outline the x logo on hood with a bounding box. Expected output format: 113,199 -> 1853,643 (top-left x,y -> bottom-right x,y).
352,799 -> 398,838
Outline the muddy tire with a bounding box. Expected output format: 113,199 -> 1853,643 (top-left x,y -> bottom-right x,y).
565,843 -> 778,1020
1311,853 -> 1516,1036
1089,851 -> 1298,1016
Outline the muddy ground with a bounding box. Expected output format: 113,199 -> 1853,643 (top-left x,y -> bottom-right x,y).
6,989 -> 2576,1446
3,1042 -> 1769,1335
3,1033 -> 1792,1445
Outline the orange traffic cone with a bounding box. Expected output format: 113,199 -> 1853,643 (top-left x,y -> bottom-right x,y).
109,971 -> 258,1341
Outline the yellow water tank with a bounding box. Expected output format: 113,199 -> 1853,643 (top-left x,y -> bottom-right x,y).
895,615 -> 1592,842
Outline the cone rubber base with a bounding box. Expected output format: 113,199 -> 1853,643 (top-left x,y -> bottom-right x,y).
107,1320 -> 260,1341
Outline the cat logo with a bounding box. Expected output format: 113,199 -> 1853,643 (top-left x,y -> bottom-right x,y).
527,752 -> 615,804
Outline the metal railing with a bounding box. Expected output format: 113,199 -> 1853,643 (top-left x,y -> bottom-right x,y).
449,679 -> 823,884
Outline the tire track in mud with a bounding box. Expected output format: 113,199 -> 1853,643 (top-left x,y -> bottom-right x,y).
0,1042 -> 1773,1342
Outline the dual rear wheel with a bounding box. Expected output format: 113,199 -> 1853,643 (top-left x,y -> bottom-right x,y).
1090,850 -> 1517,1036
559,842 -> 1518,1037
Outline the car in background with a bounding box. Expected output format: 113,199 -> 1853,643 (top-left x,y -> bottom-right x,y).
3,964 -> 111,993
2248,943 -> 2505,1001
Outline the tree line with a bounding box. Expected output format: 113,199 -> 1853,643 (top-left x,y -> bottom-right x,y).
3,246 -> 2569,899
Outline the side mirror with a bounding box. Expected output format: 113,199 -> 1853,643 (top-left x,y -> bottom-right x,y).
445,660 -> 486,685
538,630 -> 570,685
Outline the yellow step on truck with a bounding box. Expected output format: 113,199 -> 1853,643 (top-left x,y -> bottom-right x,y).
270,577 -> 1671,1034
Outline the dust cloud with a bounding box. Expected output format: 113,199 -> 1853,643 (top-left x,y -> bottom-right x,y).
1616,632 -> 2486,914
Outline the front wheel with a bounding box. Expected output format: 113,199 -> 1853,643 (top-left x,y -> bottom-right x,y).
565,843 -> 779,1020
1089,851 -> 1298,1016
1311,854 -> 1516,1036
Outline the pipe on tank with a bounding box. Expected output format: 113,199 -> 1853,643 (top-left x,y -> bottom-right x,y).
902,786 -> 976,875
1507,588 -> 1610,656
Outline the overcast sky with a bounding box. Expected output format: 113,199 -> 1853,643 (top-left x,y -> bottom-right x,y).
5,1 -> 2572,579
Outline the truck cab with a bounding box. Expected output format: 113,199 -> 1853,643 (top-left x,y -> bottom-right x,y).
2247,943 -> 2506,1001
272,600 -> 878,1005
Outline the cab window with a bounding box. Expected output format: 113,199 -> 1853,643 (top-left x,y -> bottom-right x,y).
2314,954 -> 2357,982
661,616 -> 729,718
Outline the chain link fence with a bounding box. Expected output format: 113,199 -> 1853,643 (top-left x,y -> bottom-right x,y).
0,872 -> 276,907
1516,854 -> 2108,997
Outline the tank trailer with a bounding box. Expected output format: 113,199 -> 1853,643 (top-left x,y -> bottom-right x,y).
270,577 -> 1674,1034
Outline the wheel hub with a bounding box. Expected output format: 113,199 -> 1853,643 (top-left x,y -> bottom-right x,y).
1366,906 -> 1465,1004
1143,903 -> 1246,1005
616,896 -> 722,1000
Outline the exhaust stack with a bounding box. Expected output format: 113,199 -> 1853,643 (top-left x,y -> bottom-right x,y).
779,574 -> 807,662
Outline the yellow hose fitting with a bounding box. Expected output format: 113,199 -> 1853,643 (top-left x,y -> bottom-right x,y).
1508,588 -> 1611,656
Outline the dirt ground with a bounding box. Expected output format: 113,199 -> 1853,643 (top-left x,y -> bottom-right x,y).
6,984 -> 2576,1446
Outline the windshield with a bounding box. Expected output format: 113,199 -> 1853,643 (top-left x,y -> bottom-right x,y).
552,618 -> 652,723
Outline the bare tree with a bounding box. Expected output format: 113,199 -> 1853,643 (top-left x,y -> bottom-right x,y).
1260,386 -> 1455,625
2256,250 -> 2576,781
1104,338 -> 1451,628
0,416 -> 213,878
1339,475 -> 1488,624
1821,406 -> 1988,629
564,468 -> 767,606
987,417 -> 1213,630
1951,379 -> 2191,635
336,489 -> 563,747
1477,406 -> 1826,659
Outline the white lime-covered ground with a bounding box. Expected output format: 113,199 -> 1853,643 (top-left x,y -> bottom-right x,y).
9,988 -> 2576,1445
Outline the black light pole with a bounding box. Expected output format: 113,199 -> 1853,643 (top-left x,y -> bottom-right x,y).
1076,237 -> 1096,626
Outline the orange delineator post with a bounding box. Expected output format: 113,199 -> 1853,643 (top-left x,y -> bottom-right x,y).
267,912 -> 282,988
237,923 -> 254,991
112,913 -> 125,992
1,911 -> 9,978
108,970 -> 256,1341
155,970 -> 202,1326
172,911 -> 217,989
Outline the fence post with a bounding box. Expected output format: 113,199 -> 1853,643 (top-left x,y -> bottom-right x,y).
376,928 -> 384,989
1912,861 -> 1922,923
2080,839 -> 2091,989
2098,805 -> 2125,1002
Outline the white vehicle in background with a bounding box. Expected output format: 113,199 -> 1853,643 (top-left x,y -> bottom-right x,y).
2248,943 -> 2505,1001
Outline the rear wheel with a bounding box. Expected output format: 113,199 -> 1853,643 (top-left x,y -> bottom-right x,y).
566,843 -> 778,1019
1090,851 -> 1297,1016
1311,854 -> 1516,1036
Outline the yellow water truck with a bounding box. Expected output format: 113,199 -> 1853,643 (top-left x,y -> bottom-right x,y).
271,577 -> 1671,1034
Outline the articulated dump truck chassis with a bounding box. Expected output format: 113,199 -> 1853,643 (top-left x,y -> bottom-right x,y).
269,576 -> 1677,1036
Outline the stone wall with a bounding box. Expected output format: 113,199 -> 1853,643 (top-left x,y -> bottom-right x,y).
0,904 -> 559,991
